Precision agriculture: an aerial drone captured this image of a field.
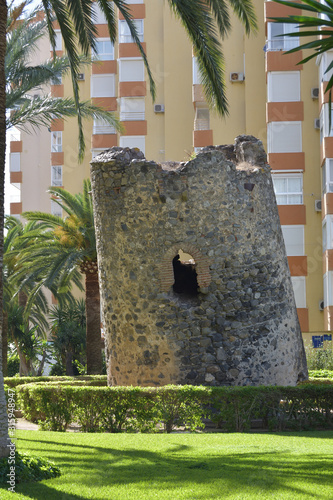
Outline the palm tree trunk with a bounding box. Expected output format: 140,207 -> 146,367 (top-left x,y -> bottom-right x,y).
2,310 -> 7,376
0,0 -> 10,458
85,270 -> 102,374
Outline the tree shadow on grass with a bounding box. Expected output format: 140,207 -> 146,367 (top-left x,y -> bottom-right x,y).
11,433 -> 333,500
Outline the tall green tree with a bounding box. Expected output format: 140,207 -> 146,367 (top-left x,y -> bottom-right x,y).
6,3 -> 120,132
3,216 -> 50,376
0,0 -> 257,457
19,180 -> 101,374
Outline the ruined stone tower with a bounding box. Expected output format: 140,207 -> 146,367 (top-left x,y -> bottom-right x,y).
91,135 -> 308,387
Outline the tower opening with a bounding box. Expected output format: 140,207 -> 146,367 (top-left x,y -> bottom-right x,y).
172,249 -> 198,296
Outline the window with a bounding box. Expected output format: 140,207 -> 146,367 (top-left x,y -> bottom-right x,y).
119,135 -> 145,154
291,276 -> 306,308
119,98 -> 145,120
93,38 -> 114,61
51,200 -> 62,217
267,72 -> 300,102
320,103 -> 333,138
51,30 -> 62,51
272,174 -> 303,204
322,215 -> 333,251
51,165 -> 63,186
119,58 -> 144,81
51,131 -> 62,152
192,57 -> 203,85
92,2 -> 111,24
119,20 -> 144,43
267,22 -> 299,51
319,52 -> 333,82
93,118 -> 116,134
90,74 -> 115,97
194,107 -> 210,130
323,271 -> 333,307
281,225 -> 304,256
9,152 -> 20,172
51,72 -> 62,85
267,121 -> 302,153
91,148 -> 106,160
322,159 -> 333,194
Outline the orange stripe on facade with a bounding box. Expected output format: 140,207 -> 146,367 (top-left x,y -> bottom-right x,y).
92,60 -> 117,74
297,308 -> 309,332
92,134 -> 117,149
265,1 -> 302,21
193,130 -> 213,148
50,119 -> 64,132
51,152 -> 64,165
288,256 -> 307,276
119,43 -> 146,58
10,202 -> 22,215
268,152 -> 305,171
266,51 -> 303,72
323,249 -> 333,274
119,82 -> 146,97
10,141 -> 22,153
321,137 -> 333,165
96,25 -> 109,37
10,171 -> 22,183
278,204 -> 306,225
91,97 -> 117,111
118,4 -> 146,19
266,101 -> 304,122
121,121 -> 147,136
51,85 -> 64,98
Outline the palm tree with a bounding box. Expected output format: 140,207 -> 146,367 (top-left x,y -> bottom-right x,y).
271,0 -> 333,99
3,216 -> 51,376
18,180 -> 102,374
0,0 -> 257,457
6,4 -> 121,133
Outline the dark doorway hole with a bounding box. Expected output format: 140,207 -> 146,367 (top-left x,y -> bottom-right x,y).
172,250 -> 199,296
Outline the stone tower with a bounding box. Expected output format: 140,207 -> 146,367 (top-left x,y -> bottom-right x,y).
91,136 -> 308,387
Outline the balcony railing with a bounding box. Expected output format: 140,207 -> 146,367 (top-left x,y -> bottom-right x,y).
194,118 -> 210,131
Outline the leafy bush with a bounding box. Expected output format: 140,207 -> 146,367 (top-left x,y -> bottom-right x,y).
4,374 -> 107,388
305,345 -> 333,370
309,370 -> 333,379
16,383 -> 333,433
0,452 -> 60,484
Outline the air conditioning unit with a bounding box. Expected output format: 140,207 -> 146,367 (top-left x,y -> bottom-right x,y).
319,300 -> 324,311
230,72 -> 244,83
311,87 -> 319,99
314,118 -> 320,129
154,104 -> 165,113
315,199 -> 322,212
77,73 -> 85,81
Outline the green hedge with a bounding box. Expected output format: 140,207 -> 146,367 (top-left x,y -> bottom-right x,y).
4,375 -> 107,389
16,384 -> 333,433
308,370 -> 333,380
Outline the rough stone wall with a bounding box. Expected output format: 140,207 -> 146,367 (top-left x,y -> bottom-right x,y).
91,135 -> 308,387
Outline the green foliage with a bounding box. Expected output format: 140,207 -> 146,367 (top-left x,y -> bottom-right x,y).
309,369 -> 333,379
305,345 -> 333,370
49,299 -> 86,375
0,452 -> 60,484
4,375 -> 107,388
7,348 -> 19,377
16,383 -> 333,433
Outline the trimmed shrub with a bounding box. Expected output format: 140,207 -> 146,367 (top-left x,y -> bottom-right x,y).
16,383 -> 333,433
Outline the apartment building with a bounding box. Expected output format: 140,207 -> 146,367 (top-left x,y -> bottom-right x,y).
7,0 -> 332,346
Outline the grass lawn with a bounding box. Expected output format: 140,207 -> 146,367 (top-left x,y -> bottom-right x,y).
0,430 -> 332,499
